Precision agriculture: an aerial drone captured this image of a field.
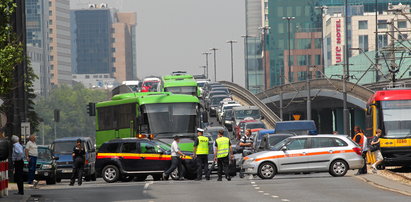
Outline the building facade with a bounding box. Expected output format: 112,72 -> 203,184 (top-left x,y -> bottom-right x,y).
71,5 -> 137,84
25,0 -> 50,95
49,0 -> 72,86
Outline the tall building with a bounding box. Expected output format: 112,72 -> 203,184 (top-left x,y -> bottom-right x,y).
254,0 -> 411,89
25,0 -> 50,95
245,0 -> 265,93
71,4 -> 137,84
49,0 -> 72,86
112,12 -> 137,82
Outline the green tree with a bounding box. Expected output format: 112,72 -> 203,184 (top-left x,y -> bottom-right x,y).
35,84 -> 109,144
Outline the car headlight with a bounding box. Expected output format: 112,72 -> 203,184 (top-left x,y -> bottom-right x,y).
42,164 -> 52,169
225,121 -> 231,124
211,107 -> 216,110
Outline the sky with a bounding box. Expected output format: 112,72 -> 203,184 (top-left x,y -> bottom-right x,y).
71,0 -> 246,86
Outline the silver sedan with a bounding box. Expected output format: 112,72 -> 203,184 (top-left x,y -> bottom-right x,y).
242,135 -> 364,179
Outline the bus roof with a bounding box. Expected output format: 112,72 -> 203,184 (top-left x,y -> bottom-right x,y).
369,89 -> 411,103
97,93 -> 199,108
163,75 -> 194,80
163,78 -> 197,88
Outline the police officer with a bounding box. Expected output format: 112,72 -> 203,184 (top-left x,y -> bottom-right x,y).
214,129 -> 233,181
193,128 -> 210,181
239,129 -> 254,178
70,139 -> 85,186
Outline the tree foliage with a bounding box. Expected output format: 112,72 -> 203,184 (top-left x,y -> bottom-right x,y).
35,84 -> 109,144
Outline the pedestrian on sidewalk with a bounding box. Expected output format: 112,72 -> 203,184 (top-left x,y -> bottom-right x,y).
25,135 -> 38,185
371,129 -> 383,173
214,130 -> 233,181
193,128 -> 210,181
352,126 -> 368,175
12,135 -> 24,195
163,136 -> 185,180
70,139 -> 85,186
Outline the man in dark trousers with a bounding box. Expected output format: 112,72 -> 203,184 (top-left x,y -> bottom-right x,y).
70,139 -> 85,186
12,135 -> 24,195
163,136 -> 185,180
193,128 -> 210,181
214,130 -> 233,181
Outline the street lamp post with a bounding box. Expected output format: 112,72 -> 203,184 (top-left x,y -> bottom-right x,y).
315,6 -> 328,72
282,17 -> 295,84
343,0 -> 350,136
226,40 -> 237,83
241,35 -> 252,89
258,26 -> 270,89
199,66 -> 207,76
202,52 -> 211,79
210,48 -> 218,82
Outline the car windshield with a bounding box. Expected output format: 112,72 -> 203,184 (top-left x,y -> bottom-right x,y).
153,140 -> 171,151
224,110 -> 233,119
210,91 -> 228,97
37,148 -> 52,161
144,103 -> 197,135
197,83 -> 206,87
235,109 -> 260,120
211,97 -> 229,105
143,81 -> 158,87
246,123 -> 265,129
268,136 -> 292,148
165,86 -> 197,96
271,138 -> 291,151
53,141 -> 75,154
206,129 -> 228,141
381,100 -> 411,138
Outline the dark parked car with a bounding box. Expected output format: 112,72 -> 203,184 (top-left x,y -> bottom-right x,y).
222,109 -> 234,131
51,137 -> 96,182
208,95 -> 231,117
96,138 -> 198,183
23,145 -> 59,185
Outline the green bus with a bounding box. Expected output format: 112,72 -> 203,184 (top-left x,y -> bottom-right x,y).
95,92 -> 201,151
161,75 -> 200,97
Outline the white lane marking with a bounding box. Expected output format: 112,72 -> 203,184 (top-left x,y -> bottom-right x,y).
281,199 -> 290,202
252,184 -> 258,187
254,187 -> 260,190
143,181 -> 154,194
264,193 -> 270,196
272,195 -> 279,198
251,181 -> 256,184
258,191 -> 264,193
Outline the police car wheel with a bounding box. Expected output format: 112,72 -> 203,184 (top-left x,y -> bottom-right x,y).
329,160 -> 348,177
258,162 -> 276,179
102,165 -> 120,183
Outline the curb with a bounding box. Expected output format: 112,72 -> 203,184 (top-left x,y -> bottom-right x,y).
385,170 -> 411,182
355,175 -> 411,197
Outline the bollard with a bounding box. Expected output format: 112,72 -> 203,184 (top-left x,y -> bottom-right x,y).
0,161 -> 8,197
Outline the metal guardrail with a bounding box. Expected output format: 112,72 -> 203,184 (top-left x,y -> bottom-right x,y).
219,81 -> 281,128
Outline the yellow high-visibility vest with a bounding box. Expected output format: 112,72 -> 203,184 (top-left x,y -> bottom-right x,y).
216,137 -> 230,158
196,136 -> 209,155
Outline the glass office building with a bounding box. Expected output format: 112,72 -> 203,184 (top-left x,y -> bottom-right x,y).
71,9 -> 113,74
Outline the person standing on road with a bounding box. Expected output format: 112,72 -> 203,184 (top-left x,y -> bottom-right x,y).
371,129 -> 384,173
70,139 -> 85,186
193,128 -> 210,181
12,135 -> 24,195
239,129 -> 254,178
214,130 -> 233,181
352,126 -> 368,175
163,136 -> 185,180
25,135 -> 38,185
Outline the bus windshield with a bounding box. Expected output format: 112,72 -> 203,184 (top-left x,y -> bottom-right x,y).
381,100 -> 411,138
235,109 -> 261,120
165,86 -> 197,96
143,103 -> 197,135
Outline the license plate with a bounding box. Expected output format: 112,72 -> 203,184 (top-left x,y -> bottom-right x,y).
62,169 -> 72,173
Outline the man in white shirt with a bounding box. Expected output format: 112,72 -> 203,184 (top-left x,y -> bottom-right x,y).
25,135 -> 38,184
163,136 -> 185,180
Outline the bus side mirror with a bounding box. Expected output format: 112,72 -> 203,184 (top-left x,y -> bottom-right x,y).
366,104 -> 374,116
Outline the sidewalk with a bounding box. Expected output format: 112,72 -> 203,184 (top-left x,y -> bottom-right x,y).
354,167 -> 411,196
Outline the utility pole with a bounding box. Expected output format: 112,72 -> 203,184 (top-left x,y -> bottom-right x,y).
258,26 -> 270,89
343,0 -> 351,136
307,66 -> 313,120
199,66 -> 206,76
375,0 -> 380,82
210,48 -> 218,82
202,52 -> 211,79
241,35 -> 252,89
282,17 -> 296,83
227,40 -> 237,83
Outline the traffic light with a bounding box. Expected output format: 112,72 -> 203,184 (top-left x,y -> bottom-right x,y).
54,109 -> 60,122
87,102 -> 96,116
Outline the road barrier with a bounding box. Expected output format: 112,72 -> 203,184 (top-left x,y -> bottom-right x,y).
219,81 -> 281,128
0,160 -> 8,197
